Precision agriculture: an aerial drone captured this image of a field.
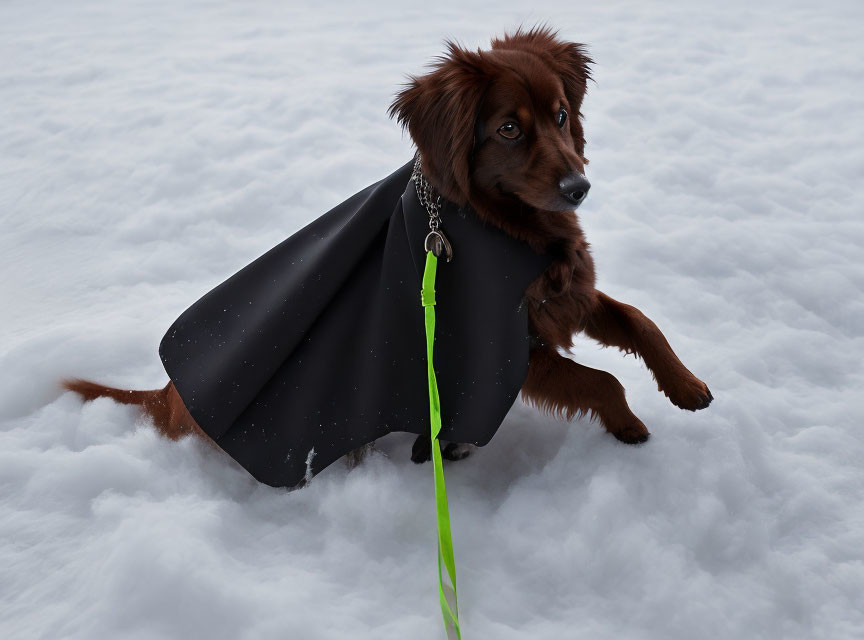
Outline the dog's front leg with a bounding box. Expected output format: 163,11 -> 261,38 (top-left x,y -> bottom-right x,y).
521,345 -> 650,444
581,291 -> 712,411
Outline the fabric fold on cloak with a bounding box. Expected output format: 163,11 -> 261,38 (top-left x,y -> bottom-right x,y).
159,159 -> 552,488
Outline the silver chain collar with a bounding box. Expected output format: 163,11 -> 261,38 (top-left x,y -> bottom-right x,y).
412,154 -> 443,227
411,154 -> 453,261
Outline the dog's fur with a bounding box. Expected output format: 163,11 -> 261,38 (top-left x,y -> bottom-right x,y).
64,26 -> 711,468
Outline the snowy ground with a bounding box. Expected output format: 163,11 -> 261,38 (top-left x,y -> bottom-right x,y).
2,0 -> 863,638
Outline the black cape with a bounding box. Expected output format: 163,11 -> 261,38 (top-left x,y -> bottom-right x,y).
159,160 -> 551,488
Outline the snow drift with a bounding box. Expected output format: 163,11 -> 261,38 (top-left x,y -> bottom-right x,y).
1,1 -> 862,638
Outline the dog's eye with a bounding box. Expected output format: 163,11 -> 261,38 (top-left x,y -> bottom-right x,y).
497,122 -> 522,139
557,108 -> 568,127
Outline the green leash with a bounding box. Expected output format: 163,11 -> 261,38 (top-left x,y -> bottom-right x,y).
421,249 -> 462,639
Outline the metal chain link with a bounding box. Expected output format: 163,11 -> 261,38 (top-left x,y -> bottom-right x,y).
412,154 -> 443,230
412,153 -> 453,261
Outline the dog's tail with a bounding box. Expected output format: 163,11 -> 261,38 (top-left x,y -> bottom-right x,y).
61,377 -> 176,429
62,378 -> 209,443
62,378 -> 162,407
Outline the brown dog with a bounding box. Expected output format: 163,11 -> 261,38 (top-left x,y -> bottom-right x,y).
65,26 -> 711,465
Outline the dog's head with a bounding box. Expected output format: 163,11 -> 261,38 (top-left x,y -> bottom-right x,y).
389,26 -> 593,215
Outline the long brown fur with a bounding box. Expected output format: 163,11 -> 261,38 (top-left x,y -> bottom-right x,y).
61,378 -> 210,442
64,26 -> 710,461
391,25 -> 711,445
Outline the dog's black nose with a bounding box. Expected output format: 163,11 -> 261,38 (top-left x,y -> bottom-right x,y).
559,173 -> 591,207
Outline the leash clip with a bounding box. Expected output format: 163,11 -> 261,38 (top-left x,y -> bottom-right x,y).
413,154 -> 453,263
424,229 -> 453,262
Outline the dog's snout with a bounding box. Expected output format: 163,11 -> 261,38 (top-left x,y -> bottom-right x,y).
559,173 -> 591,208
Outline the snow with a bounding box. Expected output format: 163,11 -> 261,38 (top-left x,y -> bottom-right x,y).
2,0 -> 863,638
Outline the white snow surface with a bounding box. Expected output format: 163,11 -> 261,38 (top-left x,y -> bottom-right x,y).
2,1 -> 863,638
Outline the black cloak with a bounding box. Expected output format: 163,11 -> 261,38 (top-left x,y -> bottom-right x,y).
159,159 -> 552,488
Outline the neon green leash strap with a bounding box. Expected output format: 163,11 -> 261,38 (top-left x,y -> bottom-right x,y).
421,250 -> 462,639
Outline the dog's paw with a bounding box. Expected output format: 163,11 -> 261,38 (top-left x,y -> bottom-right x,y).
664,376 -> 713,412
442,442 -> 476,461
410,436 -> 476,463
411,434 -> 432,463
608,418 -> 651,445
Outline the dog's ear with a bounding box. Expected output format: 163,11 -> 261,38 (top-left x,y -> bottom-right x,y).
389,42 -> 489,205
491,26 -> 593,158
